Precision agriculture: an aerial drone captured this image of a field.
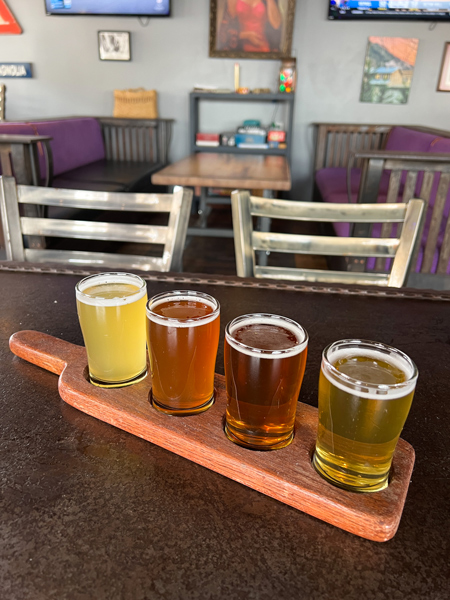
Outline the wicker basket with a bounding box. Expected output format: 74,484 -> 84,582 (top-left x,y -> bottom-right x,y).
113,88 -> 158,119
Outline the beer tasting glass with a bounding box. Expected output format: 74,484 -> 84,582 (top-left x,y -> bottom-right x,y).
224,313 -> 308,450
146,290 -> 220,416
313,339 -> 418,493
76,272 -> 148,388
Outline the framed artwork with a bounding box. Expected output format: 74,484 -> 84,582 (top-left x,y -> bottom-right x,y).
209,0 -> 296,60
437,42 -> 450,92
98,31 -> 131,61
360,37 -> 419,105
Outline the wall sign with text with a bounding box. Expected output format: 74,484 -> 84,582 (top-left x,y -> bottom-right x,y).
0,63 -> 32,78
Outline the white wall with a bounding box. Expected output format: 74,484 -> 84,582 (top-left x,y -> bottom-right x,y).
1,0 -> 449,196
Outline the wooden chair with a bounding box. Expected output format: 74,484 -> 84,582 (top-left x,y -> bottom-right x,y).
231,190 -> 425,287
0,176 -> 192,272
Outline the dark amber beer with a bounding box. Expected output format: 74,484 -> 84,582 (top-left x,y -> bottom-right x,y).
146,290 -> 220,415
313,340 -> 418,493
224,314 -> 308,450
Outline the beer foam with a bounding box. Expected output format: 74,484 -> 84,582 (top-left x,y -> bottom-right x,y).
323,346 -> 417,400
76,273 -> 146,307
146,294 -> 219,328
226,316 -> 308,359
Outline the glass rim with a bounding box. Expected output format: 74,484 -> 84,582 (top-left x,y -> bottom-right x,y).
75,272 -> 147,302
322,338 -> 418,392
146,289 -> 220,324
225,313 -> 309,356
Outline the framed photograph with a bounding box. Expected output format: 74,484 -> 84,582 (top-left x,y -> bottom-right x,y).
209,0 -> 296,60
98,31 -> 131,62
437,42 -> 450,92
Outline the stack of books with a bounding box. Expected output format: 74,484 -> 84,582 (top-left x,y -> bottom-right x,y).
196,133 -> 220,147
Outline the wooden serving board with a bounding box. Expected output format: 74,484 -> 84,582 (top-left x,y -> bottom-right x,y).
9,330 -> 415,542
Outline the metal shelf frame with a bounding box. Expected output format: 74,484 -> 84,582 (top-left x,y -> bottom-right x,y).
189,91 -> 295,166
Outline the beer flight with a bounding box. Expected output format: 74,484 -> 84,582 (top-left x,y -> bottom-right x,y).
76,272 -> 418,494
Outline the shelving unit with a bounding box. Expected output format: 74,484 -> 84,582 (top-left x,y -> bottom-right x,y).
189,91 -> 295,166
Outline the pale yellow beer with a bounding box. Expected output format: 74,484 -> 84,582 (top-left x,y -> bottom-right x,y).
313,340 -> 418,493
76,273 -> 147,388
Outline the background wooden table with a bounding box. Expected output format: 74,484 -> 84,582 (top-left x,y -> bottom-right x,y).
151,152 -> 291,191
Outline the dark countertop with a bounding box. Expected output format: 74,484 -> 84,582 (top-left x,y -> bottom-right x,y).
0,264 -> 449,600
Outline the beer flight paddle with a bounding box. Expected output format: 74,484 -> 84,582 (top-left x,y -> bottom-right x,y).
9,330 -> 415,542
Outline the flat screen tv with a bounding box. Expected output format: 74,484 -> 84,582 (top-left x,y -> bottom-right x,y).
329,1 -> 450,20
44,1 -> 170,17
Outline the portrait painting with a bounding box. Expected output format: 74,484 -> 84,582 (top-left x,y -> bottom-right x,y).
209,0 -> 296,60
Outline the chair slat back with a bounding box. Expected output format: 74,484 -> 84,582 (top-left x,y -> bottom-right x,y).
355,154 -> 450,278
231,190 -> 425,288
0,176 -> 192,272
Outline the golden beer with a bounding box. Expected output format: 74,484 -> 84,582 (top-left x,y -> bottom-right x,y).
224,314 -> 308,450
76,273 -> 147,388
146,290 -> 220,415
313,340 -> 418,492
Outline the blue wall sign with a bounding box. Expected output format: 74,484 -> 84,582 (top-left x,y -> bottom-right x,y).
0,63 -> 32,78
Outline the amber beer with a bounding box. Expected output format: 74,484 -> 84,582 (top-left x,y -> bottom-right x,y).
313,340 -> 418,493
76,272 -> 148,388
224,314 -> 308,450
146,290 -> 220,415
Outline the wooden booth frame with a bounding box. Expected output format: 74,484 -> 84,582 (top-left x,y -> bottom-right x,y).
437,42 -> 450,92
209,0 -> 296,60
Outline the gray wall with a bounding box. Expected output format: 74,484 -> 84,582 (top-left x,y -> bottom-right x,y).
1,0 -> 449,196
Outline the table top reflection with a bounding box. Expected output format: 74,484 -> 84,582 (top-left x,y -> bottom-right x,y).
0,262 -> 449,600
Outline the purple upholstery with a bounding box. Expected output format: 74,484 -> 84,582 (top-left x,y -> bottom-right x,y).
0,118 -> 105,178
315,168 -> 361,204
385,127 -> 437,153
316,126 -> 450,274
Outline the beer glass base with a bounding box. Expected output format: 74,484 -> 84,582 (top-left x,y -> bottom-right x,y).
224,424 -> 294,451
312,451 -> 389,493
151,391 -> 215,416
89,368 -> 148,389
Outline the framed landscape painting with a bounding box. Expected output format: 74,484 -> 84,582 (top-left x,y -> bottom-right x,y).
209,0 -> 296,60
360,37 -> 419,105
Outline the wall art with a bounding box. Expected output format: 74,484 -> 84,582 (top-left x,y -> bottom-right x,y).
360,36 -> 419,105
98,31 -> 131,61
209,0 -> 296,60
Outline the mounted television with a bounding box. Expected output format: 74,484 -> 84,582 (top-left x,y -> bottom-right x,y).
329,1 -> 450,20
44,1 -> 170,17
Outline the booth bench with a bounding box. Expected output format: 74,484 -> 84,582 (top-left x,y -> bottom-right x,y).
313,123 -> 450,286
0,116 -> 173,191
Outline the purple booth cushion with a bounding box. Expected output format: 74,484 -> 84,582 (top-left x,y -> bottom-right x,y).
0,118 -> 105,179
385,127 -> 438,153
29,119 -> 105,177
315,167 -> 361,204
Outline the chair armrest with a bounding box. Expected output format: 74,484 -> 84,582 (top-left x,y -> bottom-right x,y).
351,149 -> 450,162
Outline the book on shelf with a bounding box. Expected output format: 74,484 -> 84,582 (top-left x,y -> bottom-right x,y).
196,140 -> 220,147
235,133 -> 267,145
236,143 -> 269,149
196,133 -> 220,142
